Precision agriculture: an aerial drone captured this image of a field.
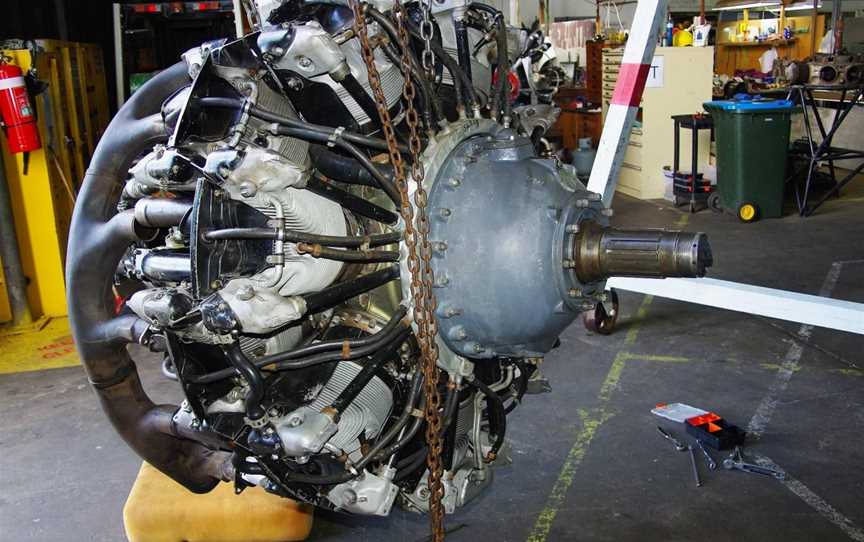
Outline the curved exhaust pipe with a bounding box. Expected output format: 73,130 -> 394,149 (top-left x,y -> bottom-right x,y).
66,63 -> 229,493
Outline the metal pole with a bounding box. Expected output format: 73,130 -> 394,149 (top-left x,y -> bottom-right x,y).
509,0 -> 520,26
0,152 -> 33,326
831,0 -> 842,54
810,0 -> 818,55
54,0 -> 69,41
113,3 -> 125,108
232,0 -> 245,38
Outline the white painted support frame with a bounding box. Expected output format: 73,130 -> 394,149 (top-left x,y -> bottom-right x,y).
607,276 -> 864,335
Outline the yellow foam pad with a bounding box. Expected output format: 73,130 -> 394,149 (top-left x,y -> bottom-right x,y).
124,462 -> 313,542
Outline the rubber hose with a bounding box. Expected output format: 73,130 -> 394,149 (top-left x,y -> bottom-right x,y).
222,343 -> 266,420
469,377 -> 507,459
309,145 -> 395,188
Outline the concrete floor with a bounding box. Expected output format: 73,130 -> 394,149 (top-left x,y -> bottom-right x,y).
1,180 -> 863,542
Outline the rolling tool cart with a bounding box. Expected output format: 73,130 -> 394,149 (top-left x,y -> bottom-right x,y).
671,113 -> 714,213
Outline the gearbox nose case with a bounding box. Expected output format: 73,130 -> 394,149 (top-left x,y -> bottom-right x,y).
427,129 -> 712,359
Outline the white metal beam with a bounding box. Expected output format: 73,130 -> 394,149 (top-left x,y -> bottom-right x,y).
606,276 -> 864,335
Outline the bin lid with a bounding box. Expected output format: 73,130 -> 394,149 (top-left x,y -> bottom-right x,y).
705,96 -> 794,112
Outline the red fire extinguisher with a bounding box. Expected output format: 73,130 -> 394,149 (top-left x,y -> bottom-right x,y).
0,60 -> 42,154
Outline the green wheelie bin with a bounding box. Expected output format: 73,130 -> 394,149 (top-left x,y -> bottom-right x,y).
703,97 -> 796,222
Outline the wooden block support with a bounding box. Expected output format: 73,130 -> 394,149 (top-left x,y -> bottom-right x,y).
124,462 -> 313,542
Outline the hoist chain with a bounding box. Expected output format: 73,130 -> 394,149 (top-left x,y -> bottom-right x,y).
418,0 -> 435,76
347,1 -> 445,540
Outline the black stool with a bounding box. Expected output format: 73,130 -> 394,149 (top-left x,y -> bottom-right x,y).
672,113 -> 714,213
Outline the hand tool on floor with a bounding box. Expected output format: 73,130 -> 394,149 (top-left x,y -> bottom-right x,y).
657,426 -> 687,451
722,458 -> 786,480
695,439 -> 717,470
722,447 -> 786,480
688,445 -> 702,487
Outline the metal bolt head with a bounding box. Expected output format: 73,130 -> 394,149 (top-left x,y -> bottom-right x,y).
297,56 -> 313,69
472,343 -> 485,353
341,489 -> 358,506
288,416 -> 303,427
433,241 -> 448,253
568,288 -> 581,298
443,307 -> 462,318
439,208 -> 452,218
239,181 -> 257,198
448,178 -> 462,187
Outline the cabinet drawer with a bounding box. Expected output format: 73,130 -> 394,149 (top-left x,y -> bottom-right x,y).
617,165 -> 642,191
623,142 -> 642,165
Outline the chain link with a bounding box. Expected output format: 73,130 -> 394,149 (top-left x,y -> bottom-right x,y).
419,0 -> 436,76
348,1 -> 445,540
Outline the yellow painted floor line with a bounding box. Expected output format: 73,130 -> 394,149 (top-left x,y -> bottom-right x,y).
527,294 -> 693,542
0,317 -> 80,375
623,352 -> 692,364
526,407 -> 615,542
